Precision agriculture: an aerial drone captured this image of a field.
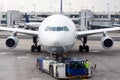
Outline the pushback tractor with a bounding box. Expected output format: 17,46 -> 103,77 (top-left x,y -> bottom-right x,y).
37,57 -> 92,79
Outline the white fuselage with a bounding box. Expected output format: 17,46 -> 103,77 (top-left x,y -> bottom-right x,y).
25,22 -> 41,28
38,14 -> 77,54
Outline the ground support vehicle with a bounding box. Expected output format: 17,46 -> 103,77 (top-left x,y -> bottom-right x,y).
37,57 -> 92,79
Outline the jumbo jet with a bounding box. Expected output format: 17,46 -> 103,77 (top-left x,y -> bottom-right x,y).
0,14 -> 120,61
1,0 -> 120,61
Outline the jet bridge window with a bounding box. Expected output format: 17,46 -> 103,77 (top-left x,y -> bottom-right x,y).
45,26 -> 69,31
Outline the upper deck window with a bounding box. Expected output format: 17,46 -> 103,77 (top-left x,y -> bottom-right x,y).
45,26 -> 69,31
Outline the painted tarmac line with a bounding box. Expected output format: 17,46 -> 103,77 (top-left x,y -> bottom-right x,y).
17,56 -> 29,59
0,52 -> 14,55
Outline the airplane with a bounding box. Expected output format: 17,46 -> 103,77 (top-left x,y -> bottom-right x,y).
0,0 -> 120,61
24,13 -> 41,30
15,13 -> 41,30
0,14 -> 120,61
112,24 -> 120,27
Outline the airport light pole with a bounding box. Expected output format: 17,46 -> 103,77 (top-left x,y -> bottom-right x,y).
49,6 -> 52,13
114,6 -> 117,13
68,3 -> 71,12
106,3 -> 110,20
0,4 -> 3,12
20,6 -> 23,12
0,5 -> 1,12
106,3 -> 110,13
119,5 -> 120,13
81,6 -> 83,10
33,4 -> 36,16
68,3 -> 71,17
92,6 -> 94,12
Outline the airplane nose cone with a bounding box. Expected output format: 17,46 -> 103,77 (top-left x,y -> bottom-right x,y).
51,38 -> 61,46
43,37 -> 65,54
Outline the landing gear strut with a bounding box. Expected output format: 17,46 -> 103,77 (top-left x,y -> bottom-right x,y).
79,36 -> 89,52
31,36 -> 41,52
52,53 -> 66,62
52,54 -> 60,61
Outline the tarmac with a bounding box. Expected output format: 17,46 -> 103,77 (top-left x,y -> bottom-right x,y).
0,32 -> 120,80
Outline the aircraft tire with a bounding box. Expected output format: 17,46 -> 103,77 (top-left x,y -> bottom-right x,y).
79,45 -> 83,52
49,66 -> 54,77
37,60 -> 41,70
37,45 -> 41,52
31,45 -> 35,52
85,45 -> 89,52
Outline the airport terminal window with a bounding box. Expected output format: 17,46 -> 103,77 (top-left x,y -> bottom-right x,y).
73,21 -> 79,24
70,15 -> 79,18
45,26 -> 69,31
111,15 -> 120,18
94,15 -> 108,18
1,20 -> 7,24
2,15 -> 6,18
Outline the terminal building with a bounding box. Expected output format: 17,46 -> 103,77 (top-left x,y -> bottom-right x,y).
0,10 -> 120,30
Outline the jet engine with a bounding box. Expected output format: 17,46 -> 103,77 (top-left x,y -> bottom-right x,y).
101,36 -> 113,49
5,36 -> 19,49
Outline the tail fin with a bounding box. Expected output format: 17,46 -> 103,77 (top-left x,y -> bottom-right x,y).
60,0 -> 63,14
25,13 -> 29,23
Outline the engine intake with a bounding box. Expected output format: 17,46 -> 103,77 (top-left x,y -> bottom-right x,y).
6,36 -> 19,49
101,37 -> 113,49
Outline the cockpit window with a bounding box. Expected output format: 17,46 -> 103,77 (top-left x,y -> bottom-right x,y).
64,26 -> 69,31
57,27 -> 63,31
45,27 -> 56,31
45,26 -> 69,31
49,27 -> 57,31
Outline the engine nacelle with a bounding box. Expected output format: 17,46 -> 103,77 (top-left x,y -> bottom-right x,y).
101,37 -> 113,49
5,36 -> 19,49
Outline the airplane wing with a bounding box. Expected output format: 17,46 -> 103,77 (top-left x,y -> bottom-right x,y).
0,27 -> 38,35
76,27 -> 120,36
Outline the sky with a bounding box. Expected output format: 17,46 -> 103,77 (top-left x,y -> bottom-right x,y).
0,0 -> 120,12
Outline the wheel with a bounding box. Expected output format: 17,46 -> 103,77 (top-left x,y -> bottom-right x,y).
49,66 -> 54,77
31,45 -> 35,52
37,45 -> 41,52
79,45 -> 83,52
85,45 -> 89,52
37,60 -> 41,70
